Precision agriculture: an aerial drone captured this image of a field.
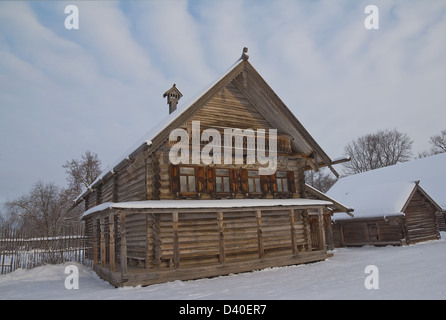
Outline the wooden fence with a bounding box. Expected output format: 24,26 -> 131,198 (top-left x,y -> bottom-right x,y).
0,227 -> 91,275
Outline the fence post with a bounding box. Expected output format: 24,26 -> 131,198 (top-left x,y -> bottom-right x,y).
0,226 -> 90,274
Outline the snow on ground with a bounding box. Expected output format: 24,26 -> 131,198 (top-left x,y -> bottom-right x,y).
2,233 -> 446,300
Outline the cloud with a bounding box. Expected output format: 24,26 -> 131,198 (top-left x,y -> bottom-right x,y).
0,1 -> 164,202
130,0 -> 215,91
0,0 -> 445,204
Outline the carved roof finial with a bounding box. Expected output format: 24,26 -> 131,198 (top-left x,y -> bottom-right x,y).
241,47 -> 249,61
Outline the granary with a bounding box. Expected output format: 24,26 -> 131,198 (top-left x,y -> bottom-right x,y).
327,153 -> 446,247
74,48 -> 349,287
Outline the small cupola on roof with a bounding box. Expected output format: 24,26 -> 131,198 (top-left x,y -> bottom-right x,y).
241,47 -> 249,61
163,84 -> 183,114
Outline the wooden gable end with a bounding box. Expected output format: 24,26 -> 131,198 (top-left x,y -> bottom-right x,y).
148,59 -> 334,169
402,186 -> 441,244
190,79 -> 275,131
74,52 -> 339,208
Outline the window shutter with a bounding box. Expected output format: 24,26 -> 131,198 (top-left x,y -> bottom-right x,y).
287,171 -> 296,194
206,167 -> 216,193
240,168 -> 248,194
260,174 -> 269,194
170,164 -> 180,194
197,167 -> 206,193
269,173 -> 278,194
230,168 -> 239,194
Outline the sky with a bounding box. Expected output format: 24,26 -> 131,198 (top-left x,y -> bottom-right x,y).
1,0 -> 445,208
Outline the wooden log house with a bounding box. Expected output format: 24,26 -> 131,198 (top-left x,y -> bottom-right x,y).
329,175 -> 443,247
74,48 -> 349,287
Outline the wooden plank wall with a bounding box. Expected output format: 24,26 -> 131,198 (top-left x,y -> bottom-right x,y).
191,82 -> 274,131
89,207 -> 320,275
101,178 -> 115,203
79,76 -> 311,207
117,160 -> 147,202
334,218 -> 404,247
437,212 -> 446,231
404,190 -> 440,243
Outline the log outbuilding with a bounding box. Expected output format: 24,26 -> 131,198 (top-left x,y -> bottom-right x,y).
75,48 -> 348,287
328,154 -> 446,247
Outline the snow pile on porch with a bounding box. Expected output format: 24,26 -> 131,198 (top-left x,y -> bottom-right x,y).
82,198 -> 333,217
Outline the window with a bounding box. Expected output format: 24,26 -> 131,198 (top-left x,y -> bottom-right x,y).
215,168 -> 230,193
276,171 -> 288,193
170,166 -> 295,198
368,224 -> 379,240
179,167 -> 196,193
247,170 -> 261,193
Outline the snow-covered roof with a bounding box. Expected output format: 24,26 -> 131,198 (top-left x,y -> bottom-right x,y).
75,54 -> 340,205
74,59 -> 245,203
82,198 -> 333,218
305,183 -> 354,214
328,153 -> 446,221
330,180 -> 417,221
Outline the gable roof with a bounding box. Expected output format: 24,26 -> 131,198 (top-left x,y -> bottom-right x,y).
328,153 -> 446,220
305,184 -> 354,215
75,49 -> 341,204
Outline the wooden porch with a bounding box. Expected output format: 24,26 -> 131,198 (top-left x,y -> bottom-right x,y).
93,250 -> 331,287
83,200 -> 332,287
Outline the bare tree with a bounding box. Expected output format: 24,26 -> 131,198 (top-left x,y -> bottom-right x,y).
417,129 -> 446,158
343,129 -> 413,175
4,181 -> 74,237
429,129 -> 446,153
305,168 -> 337,193
63,151 -> 102,195
3,152 -> 102,236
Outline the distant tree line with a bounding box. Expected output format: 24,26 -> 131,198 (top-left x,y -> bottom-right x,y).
0,151 -> 101,237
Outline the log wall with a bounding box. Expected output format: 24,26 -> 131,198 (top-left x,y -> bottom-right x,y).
84,205 -> 327,286
78,70 -> 315,208
332,217 -> 405,247
404,189 -> 441,244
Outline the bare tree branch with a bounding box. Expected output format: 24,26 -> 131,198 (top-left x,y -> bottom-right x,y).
343,129 -> 413,175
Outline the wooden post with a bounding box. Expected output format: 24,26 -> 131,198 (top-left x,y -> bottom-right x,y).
152,213 -> 161,268
172,211 -> 180,269
109,213 -> 115,272
100,216 -> 106,267
402,215 -> 410,245
120,212 -> 128,276
301,210 -> 311,251
256,210 -> 264,259
290,208 -> 298,255
145,213 -> 150,270
324,214 -> 334,251
318,208 -> 326,250
217,211 -> 225,264
92,219 -> 98,265
1,228 -> 7,274
340,224 -> 345,247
